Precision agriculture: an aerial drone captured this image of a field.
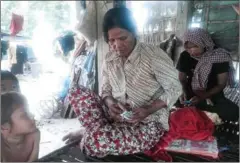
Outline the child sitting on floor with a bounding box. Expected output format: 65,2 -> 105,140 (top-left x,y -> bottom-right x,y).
1,92 -> 40,161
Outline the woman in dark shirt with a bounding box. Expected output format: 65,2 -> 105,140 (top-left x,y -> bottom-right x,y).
176,28 -> 239,121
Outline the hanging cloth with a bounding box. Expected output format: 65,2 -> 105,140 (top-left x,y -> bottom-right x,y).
10,13 -> 24,36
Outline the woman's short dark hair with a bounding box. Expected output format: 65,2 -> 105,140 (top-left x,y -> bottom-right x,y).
102,7 -> 137,42
1,92 -> 26,124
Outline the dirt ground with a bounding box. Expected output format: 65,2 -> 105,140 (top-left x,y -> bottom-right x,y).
37,118 -> 83,158
14,72 -> 82,159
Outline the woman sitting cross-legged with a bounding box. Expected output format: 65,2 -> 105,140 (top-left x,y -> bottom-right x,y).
62,7 -> 182,158
176,28 -> 239,122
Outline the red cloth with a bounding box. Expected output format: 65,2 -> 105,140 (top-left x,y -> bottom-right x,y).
145,107 -> 215,161
10,13 -> 24,36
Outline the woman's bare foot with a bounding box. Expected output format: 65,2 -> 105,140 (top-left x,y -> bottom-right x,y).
62,128 -> 85,144
204,111 -> 223,125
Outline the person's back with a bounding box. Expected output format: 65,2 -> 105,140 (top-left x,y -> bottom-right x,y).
1,92 -> 40,162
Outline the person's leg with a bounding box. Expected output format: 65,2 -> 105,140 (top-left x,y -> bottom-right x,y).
195,96 -> 239,121
68,86 -> 109,129
82,121 -> 164,157
212,97 -> 239,121
68,86 -> 164,157
11,64 -> 18,75
195,100 -> 209,111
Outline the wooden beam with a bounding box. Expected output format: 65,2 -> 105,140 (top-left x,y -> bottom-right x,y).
113,0 -> 126,8
186,1 -> 194,29
207,19 -> 239,23
209,3 -> 239,9
94,2 -> 99,94
204,1 -> 210,29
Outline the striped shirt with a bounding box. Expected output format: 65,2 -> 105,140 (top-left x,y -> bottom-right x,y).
101,41 -> 182,130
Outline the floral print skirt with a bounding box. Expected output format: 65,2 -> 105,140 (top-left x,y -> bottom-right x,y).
68,87 -> 164,157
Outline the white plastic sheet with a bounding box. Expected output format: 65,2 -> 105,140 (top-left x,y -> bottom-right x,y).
75,1 -> 97,46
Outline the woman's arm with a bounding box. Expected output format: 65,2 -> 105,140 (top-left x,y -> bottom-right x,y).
128,48 -> 182,124
27,129 -> 40,162
176,51 -> 193,96
101,66 -> 117,108
151,48 -> 182,111
101,57 -> 113,103
179,72 -> 189,94
144,99 -> 167,115
100,57 -> 126,121
194,72 -> 228,99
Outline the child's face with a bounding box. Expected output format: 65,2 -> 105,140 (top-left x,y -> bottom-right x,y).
1,79 -> 20,94
10,105 -> 37,135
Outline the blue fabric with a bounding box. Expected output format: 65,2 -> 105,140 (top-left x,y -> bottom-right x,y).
58,76 -> 71,100
84,51 -> 95,73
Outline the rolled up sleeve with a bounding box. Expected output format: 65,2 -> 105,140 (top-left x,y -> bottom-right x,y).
152,48 -> 182,110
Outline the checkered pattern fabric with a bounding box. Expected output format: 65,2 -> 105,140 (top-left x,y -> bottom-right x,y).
183,28 -> 236,90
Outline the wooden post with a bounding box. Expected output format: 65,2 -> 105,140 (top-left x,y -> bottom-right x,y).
204,1 -> 211,30
80,0 -> 86,9
113,0 -> 126,8
186,1 -> 194,29
94,1 -> 99,94
96,2 -> 113,94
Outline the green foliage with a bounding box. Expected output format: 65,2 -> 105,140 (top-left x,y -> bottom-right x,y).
1,1 -> 74,37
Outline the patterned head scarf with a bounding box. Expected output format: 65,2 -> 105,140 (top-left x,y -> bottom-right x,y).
183,28 -> 236,90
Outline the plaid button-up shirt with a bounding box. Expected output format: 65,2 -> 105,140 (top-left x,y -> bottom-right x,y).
101,41 -> 182,130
